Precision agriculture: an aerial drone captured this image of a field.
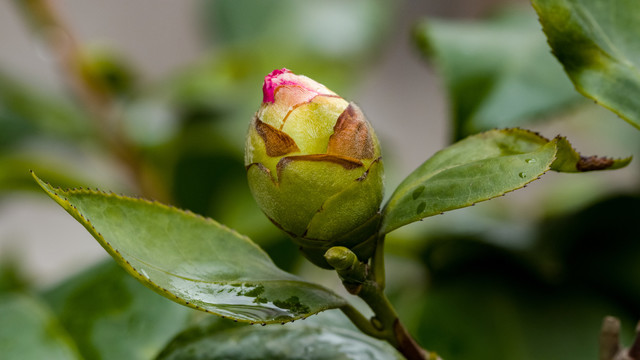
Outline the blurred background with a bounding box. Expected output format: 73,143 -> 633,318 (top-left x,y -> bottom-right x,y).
1,0 -> 639,359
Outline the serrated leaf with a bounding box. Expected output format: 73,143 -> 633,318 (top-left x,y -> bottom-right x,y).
0,293 -> 82,360
414,9 -> 583,140
156,324 -> 403,360
33,173 -> 346,324
380,128 -> 631,234
42,260 -> 192,360
532,0 -> 640,130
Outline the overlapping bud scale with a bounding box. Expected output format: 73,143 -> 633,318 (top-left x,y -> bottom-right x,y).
245,69 -> 384,267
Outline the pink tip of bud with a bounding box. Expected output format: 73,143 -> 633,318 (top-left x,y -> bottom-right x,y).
262,68 -> 293,103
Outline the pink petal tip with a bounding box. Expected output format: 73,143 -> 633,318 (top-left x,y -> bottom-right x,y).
262,68 -> 292,103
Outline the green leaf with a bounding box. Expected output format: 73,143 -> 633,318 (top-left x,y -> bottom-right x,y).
42,260 -> 192,360
0,153 -> 95,195
0,293 -> 81,360
537,194 -> 640,307
414,9 -> 583,140
0,73 -> 91,148
380,128 -> 630,234
32,173 -> 346,324
156,323 -> 403,360
532,0 -> 640,130
415,238 -> 629,360
202,0 -> 393,61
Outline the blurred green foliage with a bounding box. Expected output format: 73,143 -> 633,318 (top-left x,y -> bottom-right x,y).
413,7 -> 583,141
1,0 -> 639,359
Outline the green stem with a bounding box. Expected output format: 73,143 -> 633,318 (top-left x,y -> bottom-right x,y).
333,235 -> 441,360
371,235 -> 386,289
339,304 -> 385,339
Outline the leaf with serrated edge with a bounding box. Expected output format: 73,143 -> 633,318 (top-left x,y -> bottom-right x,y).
380,128 -> 631,234
532,0 -> 640,130
32,172 -> 346,324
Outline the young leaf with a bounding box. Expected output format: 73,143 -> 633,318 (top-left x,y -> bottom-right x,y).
532,0 -> 640,130
156,324 -> 403,360
33,173 -> 346,324
0,293 -> 82,360
380,129 -> 630,234
414,9 -> 583,140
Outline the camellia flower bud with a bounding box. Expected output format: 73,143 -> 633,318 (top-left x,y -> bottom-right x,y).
245,69 -> 384,268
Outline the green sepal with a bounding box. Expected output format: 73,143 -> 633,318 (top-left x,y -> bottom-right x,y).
247,158 -> 369,237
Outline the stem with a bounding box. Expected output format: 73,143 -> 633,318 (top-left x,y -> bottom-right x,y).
358,281 -> 433,360
340,304 -> 385,339
371,235 -> 386,289
335,235 -> 441,360
14,0 -> 169,202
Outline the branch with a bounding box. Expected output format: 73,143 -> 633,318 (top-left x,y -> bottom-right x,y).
599,316 -> 640,360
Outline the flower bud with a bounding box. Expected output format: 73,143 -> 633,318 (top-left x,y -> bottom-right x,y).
245,69 -> 384,268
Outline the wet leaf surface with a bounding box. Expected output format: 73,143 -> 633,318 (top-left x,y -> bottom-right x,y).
34,173 -> 346,324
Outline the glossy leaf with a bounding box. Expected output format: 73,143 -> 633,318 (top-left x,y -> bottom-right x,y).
532,0 -> 640,130
380,128 -> 630,234
33,173 -> 346,324
156,324 -> 403,360
43,260 -> 192,360
0,293 -> 81,360
414,9 -> 583,140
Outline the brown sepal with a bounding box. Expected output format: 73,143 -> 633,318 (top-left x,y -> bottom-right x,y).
255,117 -> 300,157
327,103 -> 375,160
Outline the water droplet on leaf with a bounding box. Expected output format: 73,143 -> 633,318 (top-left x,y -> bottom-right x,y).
518,172 -> 526,178
525,159 -> 536,164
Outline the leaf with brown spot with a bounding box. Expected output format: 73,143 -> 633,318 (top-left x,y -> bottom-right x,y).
551,137 -> 631,172
381,128 -> 631,234
327,103 -> 375,160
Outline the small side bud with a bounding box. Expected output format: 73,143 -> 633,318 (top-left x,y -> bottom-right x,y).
324,246 -> 367,293
324,246 -> 359,271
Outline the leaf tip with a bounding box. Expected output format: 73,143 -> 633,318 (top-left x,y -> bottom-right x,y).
577,155 -> 632,171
